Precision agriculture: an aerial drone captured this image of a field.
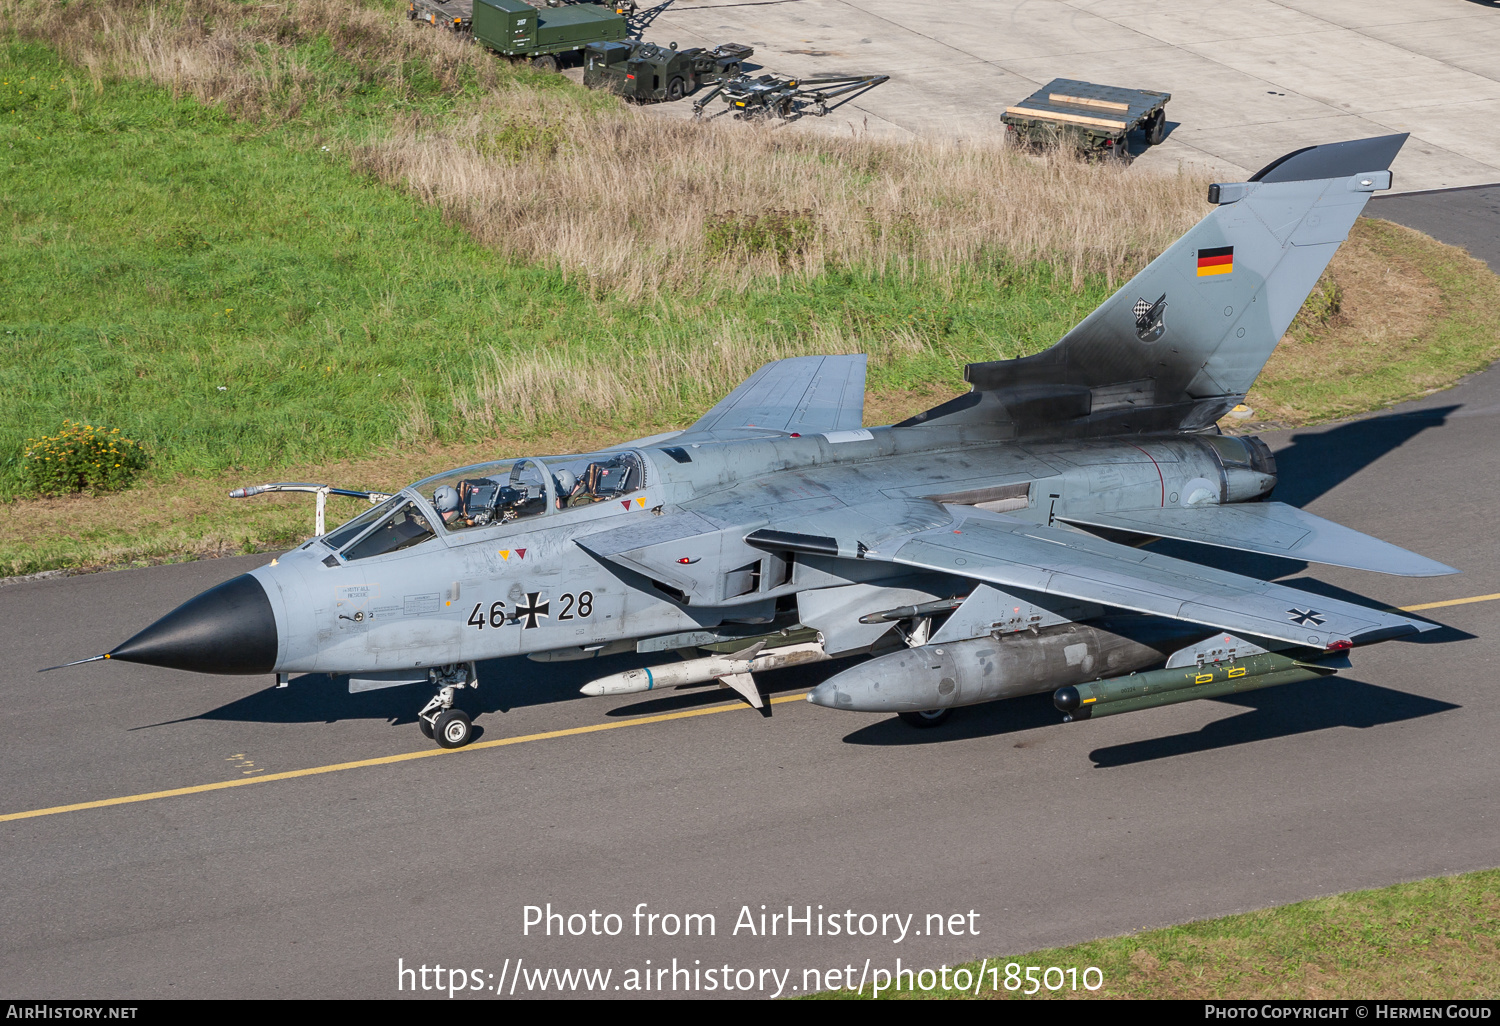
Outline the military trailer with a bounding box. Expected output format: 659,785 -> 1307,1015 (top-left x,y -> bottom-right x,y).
470,0 -> 628,70
1001,78 -> 1170,157
583,40 -> 753,102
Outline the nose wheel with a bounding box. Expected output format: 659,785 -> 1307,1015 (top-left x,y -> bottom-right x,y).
898,708 -> 952,728
417,662 -> 478,748
433,708 -> 473,748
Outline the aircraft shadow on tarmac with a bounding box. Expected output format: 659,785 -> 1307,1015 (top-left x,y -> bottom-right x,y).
1083,678 -> 1460,768
841,678 -> 1460,768
170,654 -> 651,728
151,651 -> 852,730
1263,404 -> 1456,508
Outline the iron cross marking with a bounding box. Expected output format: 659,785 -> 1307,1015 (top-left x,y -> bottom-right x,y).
1287,608 -> 1326,627
516,592 -> 550,629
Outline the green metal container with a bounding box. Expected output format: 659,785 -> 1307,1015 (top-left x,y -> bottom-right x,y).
472,0 -> 626,59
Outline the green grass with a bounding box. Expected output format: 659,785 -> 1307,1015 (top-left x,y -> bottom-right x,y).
4,19 -> 1500,575
0,37 -> 1100,500
809,869 -> 1500,1000
1250,218 -> 1500,425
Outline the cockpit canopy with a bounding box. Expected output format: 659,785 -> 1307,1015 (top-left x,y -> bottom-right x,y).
322,497 -> 437,560
320,450 -> 646,559
413,450 -> 646,533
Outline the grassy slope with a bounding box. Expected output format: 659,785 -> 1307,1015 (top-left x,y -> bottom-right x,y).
811,868 -> 1500,1000
1252,217 -> 1500,424
4,33 -> 1500,582
0,41 -> 1093,488
0,38 -> 1102,573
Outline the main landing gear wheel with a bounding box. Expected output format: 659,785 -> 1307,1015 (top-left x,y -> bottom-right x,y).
899,708 -> 952,728
434,708 -> 473,748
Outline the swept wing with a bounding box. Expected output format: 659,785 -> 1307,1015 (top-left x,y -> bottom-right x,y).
673,354 -> 867,440
748,502 -> 1433,649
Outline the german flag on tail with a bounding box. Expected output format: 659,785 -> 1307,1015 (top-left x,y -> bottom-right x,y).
1197,246 -> 1233,276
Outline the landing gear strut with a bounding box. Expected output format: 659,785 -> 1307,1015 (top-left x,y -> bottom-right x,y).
898,708 -> 952,728
417,662 -> 478,748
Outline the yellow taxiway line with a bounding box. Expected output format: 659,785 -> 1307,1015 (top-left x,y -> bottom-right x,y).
1397,592 -> 1500,613
4,590 -> 1497,826
0,693 -> 809,824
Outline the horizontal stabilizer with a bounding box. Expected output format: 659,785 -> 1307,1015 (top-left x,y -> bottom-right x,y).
1058,503 -> 1457,577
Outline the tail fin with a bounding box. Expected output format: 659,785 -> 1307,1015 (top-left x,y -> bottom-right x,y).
929,134 -> 1406,434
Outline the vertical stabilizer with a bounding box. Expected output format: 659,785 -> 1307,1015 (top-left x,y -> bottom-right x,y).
938,135 -> 1406,434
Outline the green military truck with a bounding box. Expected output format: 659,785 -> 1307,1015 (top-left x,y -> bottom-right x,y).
471,0 -> 628,70
1001,78 -> 1170,158
582,40 -> 753,102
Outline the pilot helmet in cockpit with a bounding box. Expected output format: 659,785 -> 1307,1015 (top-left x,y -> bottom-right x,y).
432,485 -> 461,524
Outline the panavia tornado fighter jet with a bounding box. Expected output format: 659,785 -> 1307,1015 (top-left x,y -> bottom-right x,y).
52,133 -> 1455,749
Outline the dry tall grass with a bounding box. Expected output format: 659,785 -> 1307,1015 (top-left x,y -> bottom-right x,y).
3,0 -> 1212,296
1,0 -> 489,120
452,321 -> 936,431
356,99 -> 1211,296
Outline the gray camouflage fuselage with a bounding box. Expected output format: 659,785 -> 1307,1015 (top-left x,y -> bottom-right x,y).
253,426 -> 1274,677
76,133 -> 1455,745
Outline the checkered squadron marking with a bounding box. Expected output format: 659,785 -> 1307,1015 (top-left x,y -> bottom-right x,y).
1133,293 -> 1167,342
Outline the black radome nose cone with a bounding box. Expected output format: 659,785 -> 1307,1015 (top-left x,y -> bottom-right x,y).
109,573 -> 277,675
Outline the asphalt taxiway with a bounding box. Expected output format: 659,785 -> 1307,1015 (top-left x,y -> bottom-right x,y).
3,344 -> 1497,997
640,0 -> 1500,191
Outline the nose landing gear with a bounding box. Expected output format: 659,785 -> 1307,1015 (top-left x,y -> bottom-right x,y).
417,662 -> 478,748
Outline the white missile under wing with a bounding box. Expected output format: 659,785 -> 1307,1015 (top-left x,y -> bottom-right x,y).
670,354 -> 867,440
747,502 -> 1437,650
1056,502 -> 1457,577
